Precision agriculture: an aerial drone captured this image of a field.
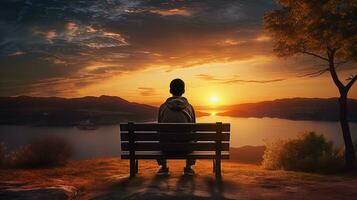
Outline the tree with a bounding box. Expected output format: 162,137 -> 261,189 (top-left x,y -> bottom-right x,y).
264,0 -> 357,169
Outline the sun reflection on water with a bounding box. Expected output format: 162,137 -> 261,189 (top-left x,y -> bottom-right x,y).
201,110 -> 227,117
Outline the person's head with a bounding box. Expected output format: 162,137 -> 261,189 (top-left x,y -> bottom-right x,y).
170,78 -> 185,96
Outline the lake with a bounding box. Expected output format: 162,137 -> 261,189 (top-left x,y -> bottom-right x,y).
1,114 -> 356,159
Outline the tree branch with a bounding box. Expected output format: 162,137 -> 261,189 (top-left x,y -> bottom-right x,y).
301,51 -> 329,61
346,75 -> 357,91
335,60 -> 348,67
297,68 -> 329,77
327,50 -> 345,90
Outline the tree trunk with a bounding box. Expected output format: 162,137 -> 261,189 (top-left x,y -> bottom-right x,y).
339,90 -> 356,169
327,51 -> 356,169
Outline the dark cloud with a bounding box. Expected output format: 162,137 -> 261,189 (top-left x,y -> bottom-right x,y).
138,87 -> 157,96
196,74 -> 286,84
223,78 -> 286,84
0,0 -> 278,96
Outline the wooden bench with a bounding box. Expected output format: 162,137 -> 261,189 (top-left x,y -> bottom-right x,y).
120,122 -> 230,178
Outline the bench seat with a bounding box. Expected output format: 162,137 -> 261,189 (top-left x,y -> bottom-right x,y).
121,151 -> 230,159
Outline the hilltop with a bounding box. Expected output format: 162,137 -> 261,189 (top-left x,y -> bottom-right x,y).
1,158 -> 357,199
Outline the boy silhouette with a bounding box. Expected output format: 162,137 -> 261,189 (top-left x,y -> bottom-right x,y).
157,78 -> 196,175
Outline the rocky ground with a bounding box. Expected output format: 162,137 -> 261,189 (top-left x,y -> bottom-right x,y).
1,158 -> 357,200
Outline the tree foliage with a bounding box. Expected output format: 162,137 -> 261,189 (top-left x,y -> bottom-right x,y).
264,0 -> 357,63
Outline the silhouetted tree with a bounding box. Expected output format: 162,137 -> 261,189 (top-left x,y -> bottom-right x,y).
264,0 -> 357,169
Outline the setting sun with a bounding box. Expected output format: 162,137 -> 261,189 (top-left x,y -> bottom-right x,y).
210,96 -> 219,104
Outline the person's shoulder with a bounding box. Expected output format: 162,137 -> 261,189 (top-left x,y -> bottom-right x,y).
159,101 -> 168,110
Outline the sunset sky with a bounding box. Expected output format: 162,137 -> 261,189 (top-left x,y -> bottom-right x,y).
1,0 -> 356,106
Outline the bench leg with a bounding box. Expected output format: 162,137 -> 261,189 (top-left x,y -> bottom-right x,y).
135,160 -> 139,174
130,158 -> 136,178
215,158 -> 221,179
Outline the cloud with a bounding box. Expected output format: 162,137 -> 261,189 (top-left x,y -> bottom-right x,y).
196,74 -> 286,84
150,8 -> 192,16
8,51 -> 26,56
66,22 -> 78,41
32,29 -> 58,43
223,78 -> 286,84
195,74 -> 227,81
0,0 -> 279,96
255,35 -> 272,42
138,87 -> 157,96
217,39 -> 246,46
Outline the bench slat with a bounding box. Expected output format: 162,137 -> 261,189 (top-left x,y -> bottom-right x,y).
121,151 -> 230,159
120,132 -> 230,141
121,142 -> 229,151
120,123 -> 230,132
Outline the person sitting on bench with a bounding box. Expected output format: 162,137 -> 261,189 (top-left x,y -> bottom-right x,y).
157,78 -> 196,175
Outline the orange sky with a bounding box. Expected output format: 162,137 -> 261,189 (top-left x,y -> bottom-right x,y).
78,55 -> 357,106
0,0 -> 356,106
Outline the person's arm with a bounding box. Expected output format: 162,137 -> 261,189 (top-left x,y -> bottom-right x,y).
190,105 -> 197,143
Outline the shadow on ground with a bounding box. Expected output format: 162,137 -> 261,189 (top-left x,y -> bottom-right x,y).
2,159 -> 357,200
91,174 -> 237,200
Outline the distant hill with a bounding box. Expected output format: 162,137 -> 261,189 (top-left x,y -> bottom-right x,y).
0,95 -> 158,126
0,95 -> 209,126
218,98 -> 357,122
2,96 -> 356,126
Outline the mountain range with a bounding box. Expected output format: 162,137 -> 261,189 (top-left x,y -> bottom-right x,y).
0,95 -> 158,126
218,98 -> 357,121
1,96 -> 357,126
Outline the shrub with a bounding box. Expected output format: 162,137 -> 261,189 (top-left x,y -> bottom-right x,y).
6,136 -> 73,168
262,132 -> 343,173
262,140 -> 286,170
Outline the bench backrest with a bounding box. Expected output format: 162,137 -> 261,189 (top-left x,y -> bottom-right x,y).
120,122 -> 230,156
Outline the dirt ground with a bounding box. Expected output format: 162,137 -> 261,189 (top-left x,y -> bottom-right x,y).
1,158 -> 357,200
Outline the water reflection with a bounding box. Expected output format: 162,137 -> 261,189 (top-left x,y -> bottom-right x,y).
202,110 -> 227,117
197,114 -> 357,148
0,114 -> 356,159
